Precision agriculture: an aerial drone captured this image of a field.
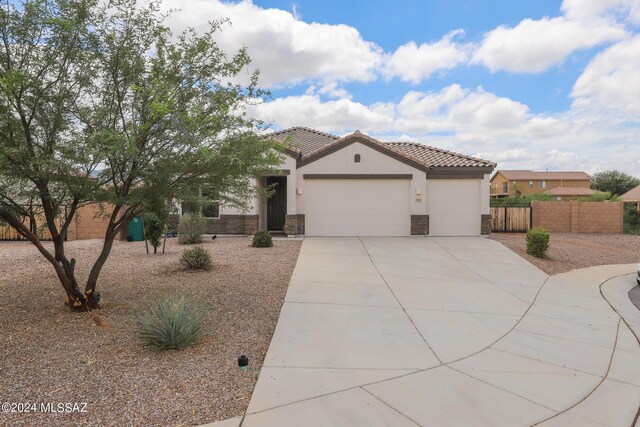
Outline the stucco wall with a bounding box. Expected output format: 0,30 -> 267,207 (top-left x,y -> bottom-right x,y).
296,141 -> 428,215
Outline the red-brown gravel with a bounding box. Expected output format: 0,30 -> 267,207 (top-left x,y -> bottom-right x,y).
0,236 -> 301,427
490,232 -> 640,275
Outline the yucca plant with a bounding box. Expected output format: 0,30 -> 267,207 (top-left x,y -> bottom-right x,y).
135,294 -> 204,350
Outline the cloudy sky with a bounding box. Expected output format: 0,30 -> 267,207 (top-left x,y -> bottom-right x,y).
164,0 -> 640,176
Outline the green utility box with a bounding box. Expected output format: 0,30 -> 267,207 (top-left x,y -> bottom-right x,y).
127,215 -> 145,242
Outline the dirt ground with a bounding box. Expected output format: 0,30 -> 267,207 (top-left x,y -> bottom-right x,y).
0,236 -> 301,427
490,232 -> 640,275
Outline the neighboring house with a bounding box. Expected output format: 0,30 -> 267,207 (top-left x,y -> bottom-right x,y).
542,186 -> 595,200
621,184 -> 640,202
490,170 -> 591,198
177,127 -> 496,237
621,185 -> 640,210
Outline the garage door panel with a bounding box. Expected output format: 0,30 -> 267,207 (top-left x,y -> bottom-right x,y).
305,180 -> 410,236
428,180 -> 481,236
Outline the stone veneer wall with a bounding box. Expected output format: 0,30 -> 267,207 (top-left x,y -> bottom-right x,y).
284,214 -> 305,235
410,215 -> 429,235
481,214 -> 492,235
171,214 -> 260,235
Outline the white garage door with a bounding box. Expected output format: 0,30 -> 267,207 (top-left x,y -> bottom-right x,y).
305,179 -> 411,236
428,180 -> 481,236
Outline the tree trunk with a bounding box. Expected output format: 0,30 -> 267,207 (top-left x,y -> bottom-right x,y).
83,204 -> 135,304
0,211 -> 88,310
84,231 -> 115,305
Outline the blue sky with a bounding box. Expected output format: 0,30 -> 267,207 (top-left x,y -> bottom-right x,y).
259,0 -> 580,112
164,0 -> 640,176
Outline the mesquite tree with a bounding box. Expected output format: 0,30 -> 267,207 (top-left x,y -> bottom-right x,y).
0,0 -> 281,310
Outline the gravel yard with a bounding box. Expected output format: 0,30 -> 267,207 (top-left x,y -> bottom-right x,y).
0,236 -> 301,427
490,232 -> 640,275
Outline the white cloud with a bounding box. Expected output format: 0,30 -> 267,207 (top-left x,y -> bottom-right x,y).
249,95 -> 394,133
250,84 -> 640,177
383,30 -> 470,84
561,0 -> 640,23
572,34 -> 640,113
473,16 -> 627,73
252,85 -> 544,140
163,0 -> 382,87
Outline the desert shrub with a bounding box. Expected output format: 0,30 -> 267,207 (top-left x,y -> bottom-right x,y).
490,193 -> 554,207
526,227 -> 550,258
252,230 -> 273,247
180,246 -> 212,270
578,191 -> 619,202
624,203 -> 640,235
178,213 -> 204,244
135,293 -> 204,350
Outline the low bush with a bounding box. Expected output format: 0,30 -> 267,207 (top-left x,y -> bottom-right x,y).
178,213 -> 204,244
624,203 -> 640,235
490,193 -> 554,207
526,227 -> 550,258
180,246 -> 212,270
135,293 -> 204,350
252,230 -> 273,248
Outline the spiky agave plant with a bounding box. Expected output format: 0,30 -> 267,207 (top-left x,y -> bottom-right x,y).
135,293 -> 204,350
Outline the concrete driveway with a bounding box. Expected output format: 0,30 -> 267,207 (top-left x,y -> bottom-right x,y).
214,237 -> 640,427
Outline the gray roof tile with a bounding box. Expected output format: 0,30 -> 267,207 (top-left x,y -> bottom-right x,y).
266,127 -> 495,169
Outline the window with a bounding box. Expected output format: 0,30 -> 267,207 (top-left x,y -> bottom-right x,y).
540,180 -> 546,188
502,182 -> 508,193
202,201 -> 220,219
201,188 -> 220,218
529,181 -> 533,188
182,188 -> 220,218
354,154 -> 361,163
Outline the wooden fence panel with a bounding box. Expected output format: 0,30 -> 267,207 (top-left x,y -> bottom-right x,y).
0,207 -> 65,241
491,206 -> 531,232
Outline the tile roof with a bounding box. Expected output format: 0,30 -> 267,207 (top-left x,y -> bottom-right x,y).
386,142 -> 496,168
621,184 -> 640,201
543,187 -> 595,196
267,127 -> 495,169
497,170 -> 591,181
268,127 -> 338,155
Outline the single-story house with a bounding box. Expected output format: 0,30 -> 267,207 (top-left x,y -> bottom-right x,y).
621,184 -> 640,203
622,184 -> 640,212
490,170 -> 591,198
178,127 -> 496,237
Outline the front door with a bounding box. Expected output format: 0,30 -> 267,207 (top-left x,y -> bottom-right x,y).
267,176 -> 287,231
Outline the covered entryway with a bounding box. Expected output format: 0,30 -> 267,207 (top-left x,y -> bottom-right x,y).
428,179 -> 481,236
304,179 -> 411,236
267,176 -> 287,231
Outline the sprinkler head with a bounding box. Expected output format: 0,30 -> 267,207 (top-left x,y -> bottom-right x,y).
238,354 -> 249,371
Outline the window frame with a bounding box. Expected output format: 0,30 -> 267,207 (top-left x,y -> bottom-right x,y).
202,201 -> 220,219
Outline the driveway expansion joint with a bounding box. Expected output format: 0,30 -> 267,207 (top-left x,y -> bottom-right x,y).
237,239 -> 640,427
